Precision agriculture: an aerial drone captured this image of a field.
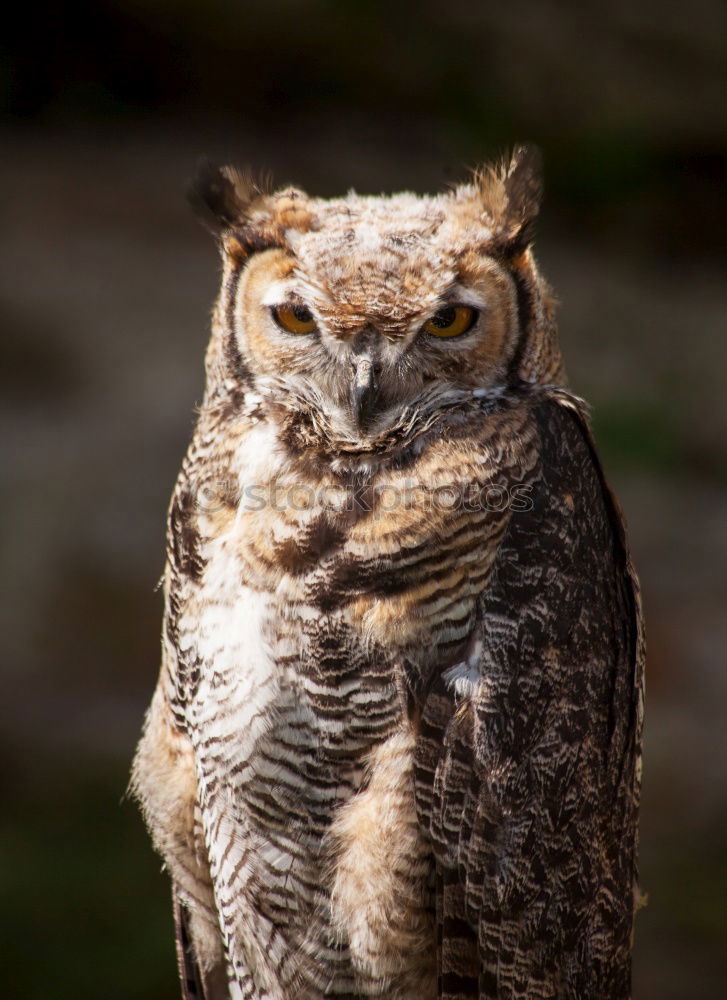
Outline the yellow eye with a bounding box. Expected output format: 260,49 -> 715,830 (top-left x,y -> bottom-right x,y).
272,303 -> 317,335
423,305 -> 478,339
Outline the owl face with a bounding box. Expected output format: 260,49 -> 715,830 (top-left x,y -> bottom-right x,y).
234,209 -> 521,435
193,148 -> 560,442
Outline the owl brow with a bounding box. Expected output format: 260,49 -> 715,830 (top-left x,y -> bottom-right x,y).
441,287 -> 488,310
435,281 -> 487,310
261,283 -> 309,309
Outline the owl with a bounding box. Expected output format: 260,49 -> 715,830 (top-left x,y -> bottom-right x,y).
131,147 -> 644,1000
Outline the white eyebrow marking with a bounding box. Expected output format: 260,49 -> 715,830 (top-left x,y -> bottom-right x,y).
261,280 -> 299,307
448,286 -> 488,310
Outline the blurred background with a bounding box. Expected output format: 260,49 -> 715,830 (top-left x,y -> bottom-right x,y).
1,1 -> 725,997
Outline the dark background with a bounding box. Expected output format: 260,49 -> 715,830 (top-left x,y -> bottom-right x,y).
2,2 -> 726,997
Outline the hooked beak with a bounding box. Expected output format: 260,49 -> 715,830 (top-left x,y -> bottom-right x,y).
350,353 -> 378,429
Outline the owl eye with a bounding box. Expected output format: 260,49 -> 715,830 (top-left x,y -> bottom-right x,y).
423,305 -> 478,339
272,303 -> 317,335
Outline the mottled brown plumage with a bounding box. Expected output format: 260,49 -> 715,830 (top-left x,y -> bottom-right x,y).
131,147 -> 644,1000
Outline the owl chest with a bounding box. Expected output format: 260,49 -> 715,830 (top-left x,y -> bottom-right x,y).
183,433 -> 406,760
192,421 -> 498,694
188,519 -> 403,754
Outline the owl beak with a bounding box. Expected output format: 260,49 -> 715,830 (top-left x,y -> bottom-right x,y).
351,354 -> 377,429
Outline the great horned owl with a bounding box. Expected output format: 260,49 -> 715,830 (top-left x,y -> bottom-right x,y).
132,147 -> 644,1000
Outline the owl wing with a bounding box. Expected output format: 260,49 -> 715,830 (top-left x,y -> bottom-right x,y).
414,392 -> 644,999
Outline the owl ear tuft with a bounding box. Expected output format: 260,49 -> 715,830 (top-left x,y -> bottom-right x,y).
188,162 -> 266,234
476,144 -> 543,252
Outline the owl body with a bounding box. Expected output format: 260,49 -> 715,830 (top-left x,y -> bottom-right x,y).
132,151 -> 643,1000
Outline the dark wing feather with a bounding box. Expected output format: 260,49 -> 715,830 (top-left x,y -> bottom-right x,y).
172,884 -> 231,1000
173,885 -> 207,1000
415,392 -> 644,1000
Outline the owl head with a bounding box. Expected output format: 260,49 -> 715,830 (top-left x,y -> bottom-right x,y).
191,147 -> 563,448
